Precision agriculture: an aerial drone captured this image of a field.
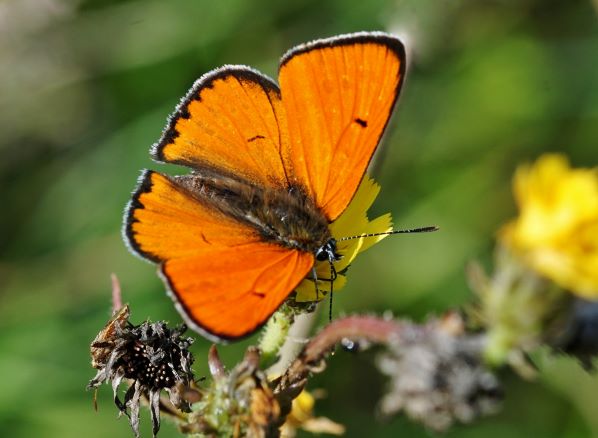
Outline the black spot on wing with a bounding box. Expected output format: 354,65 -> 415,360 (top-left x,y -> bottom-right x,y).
354,118 -> 367,127
200,232 -> 211,245
247,135 -> 265,143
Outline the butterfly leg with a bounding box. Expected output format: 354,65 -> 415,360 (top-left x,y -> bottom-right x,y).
311,266 -> 320,301
328,262 -> 338,322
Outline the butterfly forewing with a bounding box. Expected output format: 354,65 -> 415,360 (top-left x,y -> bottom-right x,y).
278,33 -> 405,221
152,67 -> 291,188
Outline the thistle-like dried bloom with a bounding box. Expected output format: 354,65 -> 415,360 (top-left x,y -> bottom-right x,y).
88,305 -> 195,437
186,346 -> 281,438
376,314 -> 502,431
271,314 -> 500,433
500,154 -> 598,299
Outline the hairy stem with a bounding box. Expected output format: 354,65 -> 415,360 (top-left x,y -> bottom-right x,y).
259,305 -> 295,368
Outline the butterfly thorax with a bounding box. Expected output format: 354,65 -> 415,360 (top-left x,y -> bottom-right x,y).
175,173 -> 332,255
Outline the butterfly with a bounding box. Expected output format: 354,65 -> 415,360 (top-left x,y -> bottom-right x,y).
124,32 -> 407,342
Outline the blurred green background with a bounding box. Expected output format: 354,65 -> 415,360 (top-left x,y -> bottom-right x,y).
1,0 -> 598,436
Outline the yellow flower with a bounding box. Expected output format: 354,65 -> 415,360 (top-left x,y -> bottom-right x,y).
500,154 -> 598,299
281,390 -> 345,437
294,176 -> 392,302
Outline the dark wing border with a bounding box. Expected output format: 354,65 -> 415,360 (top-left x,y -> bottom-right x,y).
150,65 -> 282,165
279,31 -> 407,221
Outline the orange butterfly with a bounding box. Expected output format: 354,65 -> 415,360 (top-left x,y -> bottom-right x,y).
125,32 -> 407,341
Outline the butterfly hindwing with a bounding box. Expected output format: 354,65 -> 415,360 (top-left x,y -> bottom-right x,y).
278,32 -> 406,221
162,244 -> 314,341
124,170 -> 314,340
125,170 -> 260,262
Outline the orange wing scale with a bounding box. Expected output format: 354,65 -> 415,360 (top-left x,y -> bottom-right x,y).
127,170 -> 260,262
152,67 -> 290,188
279,34 -> 405,220
163,245 -> 314,340
126,170 -> 314,340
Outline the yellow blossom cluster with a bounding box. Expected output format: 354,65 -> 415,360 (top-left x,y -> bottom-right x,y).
500,154 -> 598,299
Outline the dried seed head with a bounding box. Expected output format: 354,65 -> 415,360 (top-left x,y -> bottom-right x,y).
87,306 -> 195,437
187,347 -> 281,438
377,314 -> 502,431
90,305 -> 131,370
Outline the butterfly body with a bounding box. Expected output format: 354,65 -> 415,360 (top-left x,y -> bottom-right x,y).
124,32 -> 406,341
173,172 -> 332,255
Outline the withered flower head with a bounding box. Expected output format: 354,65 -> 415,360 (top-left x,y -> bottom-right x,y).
187,346 -> 281,438
87,305 -> 195,437
376,314 -> 502,431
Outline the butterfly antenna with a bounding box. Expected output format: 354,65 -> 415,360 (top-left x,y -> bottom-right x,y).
339,225 -> 439,241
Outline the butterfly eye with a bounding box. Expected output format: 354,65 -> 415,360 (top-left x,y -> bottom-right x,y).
316,239 -> 340,262
315,247 -> 328,262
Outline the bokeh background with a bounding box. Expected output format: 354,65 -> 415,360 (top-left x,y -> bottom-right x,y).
1,0 -> 598,436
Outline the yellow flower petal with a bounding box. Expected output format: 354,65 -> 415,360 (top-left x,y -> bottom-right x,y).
281,390 -> 345,437
295,275 -> 347,303
501,154 -> 598,298
294,176 -> 392,302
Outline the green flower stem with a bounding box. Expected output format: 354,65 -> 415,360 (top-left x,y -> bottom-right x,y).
259,304 -> 295,368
